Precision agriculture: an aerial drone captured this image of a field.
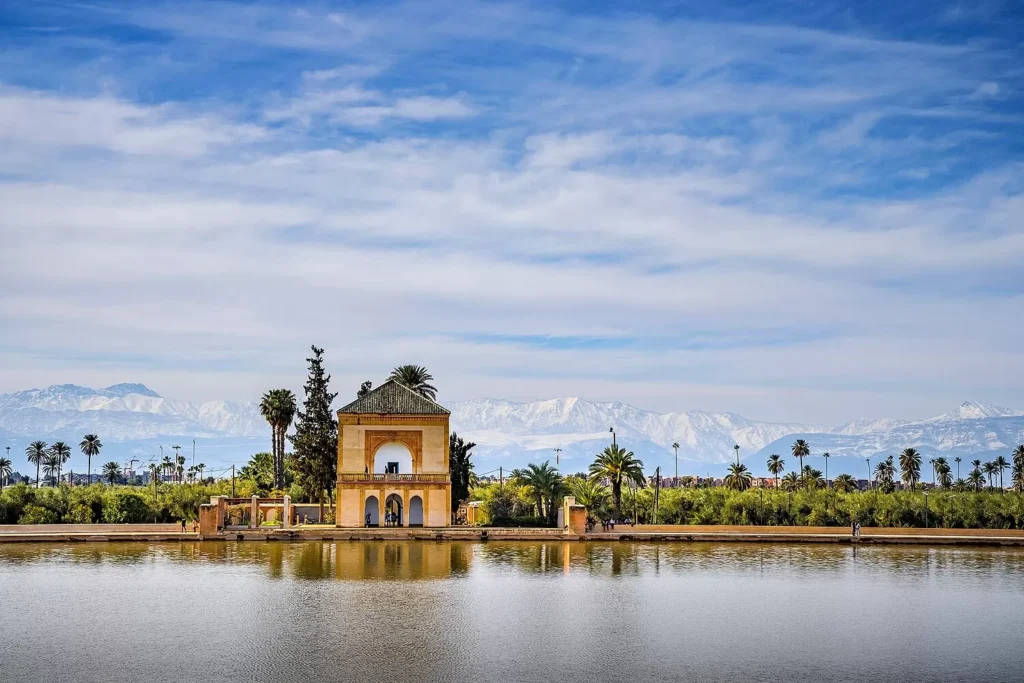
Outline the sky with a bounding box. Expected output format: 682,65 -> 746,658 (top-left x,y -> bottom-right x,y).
0,0 -> 1022,425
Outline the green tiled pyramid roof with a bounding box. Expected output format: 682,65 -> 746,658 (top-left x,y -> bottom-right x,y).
337,379 -> 449,415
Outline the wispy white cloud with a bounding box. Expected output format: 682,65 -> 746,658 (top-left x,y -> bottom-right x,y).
0,0 -> 1022,423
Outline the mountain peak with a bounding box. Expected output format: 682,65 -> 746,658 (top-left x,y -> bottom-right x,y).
933,400 -> 1023,422
102,383 -> 161,398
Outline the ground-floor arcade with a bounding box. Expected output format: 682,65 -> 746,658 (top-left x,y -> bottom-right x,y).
336,482 -> 450,528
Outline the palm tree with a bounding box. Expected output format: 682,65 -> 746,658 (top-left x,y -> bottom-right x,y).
874,456 -> 896,493
0,457 -> 11,491
160,455 -> 173,483
724,463 -> 753,491
197,463 -> 206,484
172,447 -> 183,482
672,442 -> 680,481
1012,459 -> 1024,494
511,462 -> 566,524
936,461 -> 952,489
781,471 -> 801,492
588,445 -> 645,517
954,456 -> 962,480
802,466 -> 824,490
822,451 -> 830,486
833,473 -> 857,493
899,448 -> 922,490
388,365 -> 437,401
791,440 -> 810,486
1014,445 -> 1024,468
80,434 -> 102,485
48,441 -> 71,484
968,468 -> 985,492
102,461 -> 122,485
26,441 -> 47,489
260,388 -> 298,490
993,455 -> 1009,491
932,457 -> 948,487
982,461 -> 997,489
569,477 -> 610,513
42,453 -> 60,486
767,454 -> 785,489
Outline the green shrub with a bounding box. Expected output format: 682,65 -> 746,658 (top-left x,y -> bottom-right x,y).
19,504 -> 59,524
102,491 -> 151,524
66,504 -> 95,524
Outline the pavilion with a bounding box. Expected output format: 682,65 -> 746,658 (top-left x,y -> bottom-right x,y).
334,380 -> 451,528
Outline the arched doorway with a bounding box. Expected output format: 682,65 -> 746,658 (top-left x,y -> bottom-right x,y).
364,495 -> 380,527
409,495 -> 424,527
374,443 -> 413,474
384,493 -> 404,527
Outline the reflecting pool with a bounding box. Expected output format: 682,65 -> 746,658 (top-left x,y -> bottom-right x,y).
2,541 -> 1022,682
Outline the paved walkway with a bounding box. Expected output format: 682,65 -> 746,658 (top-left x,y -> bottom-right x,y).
2,524 -> 1024,546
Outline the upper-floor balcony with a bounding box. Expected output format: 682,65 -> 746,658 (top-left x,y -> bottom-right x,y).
338,473 -> 450,483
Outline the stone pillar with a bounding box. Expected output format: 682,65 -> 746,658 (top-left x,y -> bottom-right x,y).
563,496 -> 587,536
250,495 -> 259,530
283,495 -> 291,529
199,496 -> 226,538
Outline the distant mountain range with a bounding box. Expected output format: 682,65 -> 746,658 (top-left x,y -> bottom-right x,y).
1,384 -> 1022,477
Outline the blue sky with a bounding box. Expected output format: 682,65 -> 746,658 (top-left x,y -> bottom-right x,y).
0,0 -> 1022,423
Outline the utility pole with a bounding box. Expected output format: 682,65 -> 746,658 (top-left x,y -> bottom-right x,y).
866,457 -> 871,490
654,467 -> 661,524
192,439 -> 196,470
499,466 -> 503,489
152,465 -> 158,522
231,464 -> 236,497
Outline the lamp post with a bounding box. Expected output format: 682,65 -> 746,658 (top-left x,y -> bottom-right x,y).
866,457 -> 871,490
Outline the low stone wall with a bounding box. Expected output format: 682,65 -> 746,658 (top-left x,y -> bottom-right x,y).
611,524 -> 1024,538
0,523 -> 181,534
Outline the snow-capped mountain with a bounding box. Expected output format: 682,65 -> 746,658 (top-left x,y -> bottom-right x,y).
448,398 -> 1024,474
0,384 -> 266,440
447,397 -> 820,471
1,385 -> 1022,476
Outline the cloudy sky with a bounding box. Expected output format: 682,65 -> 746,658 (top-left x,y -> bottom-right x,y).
1,1 -> 1022,424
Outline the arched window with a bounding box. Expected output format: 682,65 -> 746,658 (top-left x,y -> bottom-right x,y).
374,442 -> 413,474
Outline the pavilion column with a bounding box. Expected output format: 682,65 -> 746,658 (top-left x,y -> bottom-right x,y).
282,495 -> 291,529
250,495 -> 258,530
403,490 -> 410,527
378,491 -> 384,528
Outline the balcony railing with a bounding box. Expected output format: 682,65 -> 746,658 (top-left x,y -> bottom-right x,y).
338,473 -> 450,483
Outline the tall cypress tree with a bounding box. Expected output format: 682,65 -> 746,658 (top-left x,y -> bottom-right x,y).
289,346 -> 338,521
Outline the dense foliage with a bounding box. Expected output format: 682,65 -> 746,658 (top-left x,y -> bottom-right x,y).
0,480 -> 253,525
617,487 -> 1024,529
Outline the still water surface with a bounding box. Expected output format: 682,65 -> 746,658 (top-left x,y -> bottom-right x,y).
1,541 -> 1023,683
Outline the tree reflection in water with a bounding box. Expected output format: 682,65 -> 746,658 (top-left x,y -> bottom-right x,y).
2,540 -> 1024,582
